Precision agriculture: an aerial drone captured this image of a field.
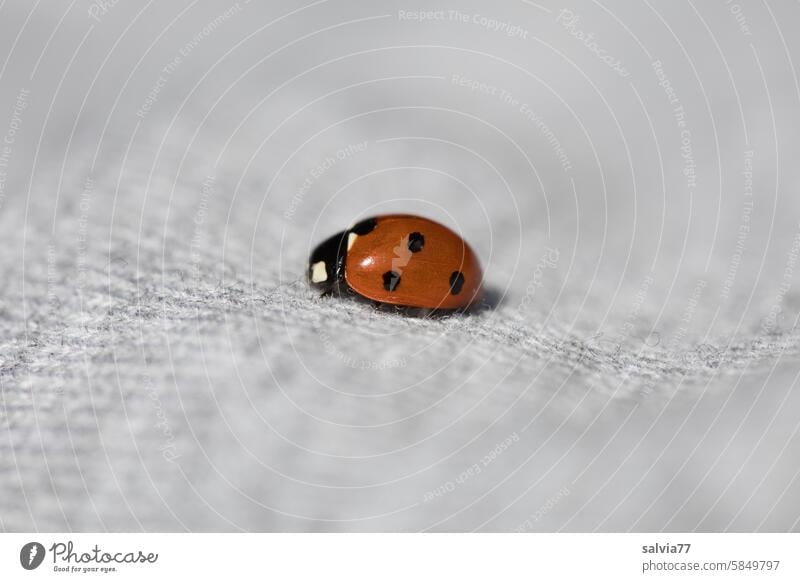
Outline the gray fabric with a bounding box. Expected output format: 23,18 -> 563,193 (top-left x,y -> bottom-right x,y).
1,0 -> 800,532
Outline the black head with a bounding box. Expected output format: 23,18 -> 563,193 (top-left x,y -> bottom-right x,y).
308,217 -> 378,294
308,229 -> 349,292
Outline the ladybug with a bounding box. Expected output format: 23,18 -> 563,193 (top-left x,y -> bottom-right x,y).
308,214 -> 483,311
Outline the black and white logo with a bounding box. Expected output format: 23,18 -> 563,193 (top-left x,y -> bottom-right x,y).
20,542 -> 46,570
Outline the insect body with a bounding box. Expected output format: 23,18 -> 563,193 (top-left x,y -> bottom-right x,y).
308,214 -> 483,311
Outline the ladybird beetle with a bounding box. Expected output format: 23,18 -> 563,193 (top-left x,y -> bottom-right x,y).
308,214 -> 483,310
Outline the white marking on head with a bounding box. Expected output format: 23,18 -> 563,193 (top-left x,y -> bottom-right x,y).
311,261 -> 328,283
347,232 -> 358,250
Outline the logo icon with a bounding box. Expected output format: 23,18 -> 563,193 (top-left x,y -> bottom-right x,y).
20,542 -> 46,570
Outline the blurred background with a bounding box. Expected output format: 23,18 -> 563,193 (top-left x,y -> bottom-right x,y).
0,0 -> 799,531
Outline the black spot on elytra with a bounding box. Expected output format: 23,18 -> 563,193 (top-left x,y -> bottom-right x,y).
449,271 -> 465,295
407,232 -> 424,253
351,218 -> 377,235
383,271 -> 401,292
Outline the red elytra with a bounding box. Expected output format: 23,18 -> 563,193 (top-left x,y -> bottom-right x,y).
308,214 -> 483,310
